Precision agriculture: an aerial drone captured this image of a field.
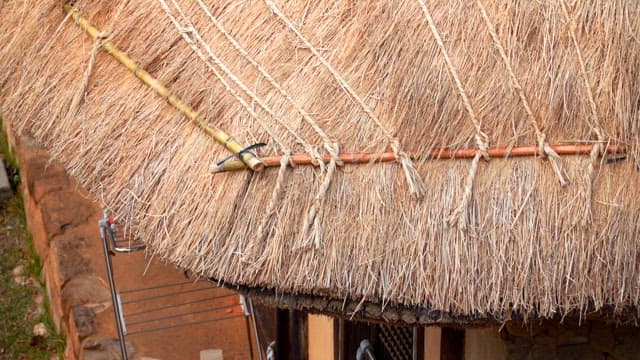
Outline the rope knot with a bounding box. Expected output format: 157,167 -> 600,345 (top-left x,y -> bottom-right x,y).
324,142 -> 343,166
304,145 -> 325,171
537,135 -> 548,160
475,133 -> 490,161
390,139 -> 426,199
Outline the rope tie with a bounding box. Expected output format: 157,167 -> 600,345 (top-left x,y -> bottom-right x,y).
476,0 -> 568,187
416,0 -> 490,228
169,0 -> 345,249
265,0 -> 425,199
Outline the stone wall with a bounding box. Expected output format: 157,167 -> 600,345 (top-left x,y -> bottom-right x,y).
501,319 -> 640,359
9,134 -> 131,359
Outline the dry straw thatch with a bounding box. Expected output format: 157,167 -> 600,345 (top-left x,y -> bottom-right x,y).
1,0 -> 639,322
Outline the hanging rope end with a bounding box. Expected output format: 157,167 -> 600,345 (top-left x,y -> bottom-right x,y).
400,154 -> 426,200
541,142 -> 570,187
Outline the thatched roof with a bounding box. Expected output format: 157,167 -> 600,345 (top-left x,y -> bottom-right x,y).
1,0 -> 640,323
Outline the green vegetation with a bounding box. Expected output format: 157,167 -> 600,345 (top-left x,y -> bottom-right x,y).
0,120 -> 65,359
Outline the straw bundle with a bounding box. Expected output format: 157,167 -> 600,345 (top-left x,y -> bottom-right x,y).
1,0 -> 639,322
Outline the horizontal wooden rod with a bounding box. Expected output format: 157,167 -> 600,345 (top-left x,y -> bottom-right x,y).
211,144 -> 626,173
63,5 -> 264,171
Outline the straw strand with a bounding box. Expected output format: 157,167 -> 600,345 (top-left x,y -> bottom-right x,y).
264,0 -> 426,199
476,0 -> 569,186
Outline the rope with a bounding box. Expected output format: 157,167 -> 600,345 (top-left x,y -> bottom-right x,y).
195,0 -> 341,167
68,1 -> 128,116
558,0 -> 607,222
476,0 -> 569,186
297,157 -> 338,250
255,152 -> 292,242
264,0 -> 426,199
416,0 -> 490,229
159,0 -> 288,153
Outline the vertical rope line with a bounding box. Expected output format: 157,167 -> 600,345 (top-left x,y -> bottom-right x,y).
255,152 -> 292,242
195,0 -> 341,165
476,0 -> 569,186
159,0 -> 289,153
557,0 -> 606,218
297,157 -> 338,249
264,0 -> 426,199
416,0 -> 490,229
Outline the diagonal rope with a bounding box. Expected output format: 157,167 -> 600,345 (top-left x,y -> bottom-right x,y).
168,0 -> 325,169
476,0 -> 569,186
416,0 -> 490,229
557,0 -> 607,222
159,0 -> 288,153
194,0 -> 341,166
264,0 -> 426,199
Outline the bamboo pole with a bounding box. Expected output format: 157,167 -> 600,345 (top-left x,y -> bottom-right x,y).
63,5 -> 264,171
211,144 -> 626,173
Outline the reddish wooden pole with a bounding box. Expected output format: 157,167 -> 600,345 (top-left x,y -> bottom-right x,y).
212,144 -> 626,173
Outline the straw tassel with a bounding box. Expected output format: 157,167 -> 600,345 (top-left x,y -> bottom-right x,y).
248,152 -> 291,276
391,140 -> 426,199
448,137 -> 490,229
255,152 -> 291,243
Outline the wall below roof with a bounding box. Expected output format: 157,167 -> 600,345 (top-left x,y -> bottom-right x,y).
466,320 -> 640,359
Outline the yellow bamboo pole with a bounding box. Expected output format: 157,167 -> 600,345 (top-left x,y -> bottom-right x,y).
63,5 -> 264,171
